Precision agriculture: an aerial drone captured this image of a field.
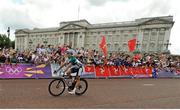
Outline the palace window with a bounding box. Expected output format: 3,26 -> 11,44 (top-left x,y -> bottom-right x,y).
160,28 -> 166,31
85,44 -> 89,47
157,44 -> 163,51
123,34 -> 128,42
151,31 -> 156,41
107,35 -> 112,43
112,31 -> 116,34
107,44 -> 111,50
159,32 -> 165,36
114,44 -> 119,51
123,44 -> 127,51
158,35 -> 164,41
92,44 -> 96,48
142,43 -> 147,52
143,32 -> 149,41
149,43 -> 155,51
151,31 -> 157,36
150,35 -> 156,41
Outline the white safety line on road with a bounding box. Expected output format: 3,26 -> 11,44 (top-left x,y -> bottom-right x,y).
0,84 -> 3,92
143,84 -> 155,86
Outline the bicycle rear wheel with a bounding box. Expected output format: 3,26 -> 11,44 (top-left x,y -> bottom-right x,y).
48,79 -> 65,96
75,79 -> 88,95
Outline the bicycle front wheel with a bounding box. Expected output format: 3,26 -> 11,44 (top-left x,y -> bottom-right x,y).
48,79 -> 65,96
75,79 -> 88,95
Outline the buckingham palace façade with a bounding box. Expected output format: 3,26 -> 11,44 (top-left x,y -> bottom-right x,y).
15,16 -> 174,53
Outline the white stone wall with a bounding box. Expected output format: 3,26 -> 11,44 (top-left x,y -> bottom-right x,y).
15,16 -> 174,53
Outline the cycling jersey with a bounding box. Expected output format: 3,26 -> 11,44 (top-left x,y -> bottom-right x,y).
66,56 -> 82,67
68,56 -> 77,65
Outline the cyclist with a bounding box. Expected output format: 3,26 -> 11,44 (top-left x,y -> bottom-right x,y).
54,49 -> 83,94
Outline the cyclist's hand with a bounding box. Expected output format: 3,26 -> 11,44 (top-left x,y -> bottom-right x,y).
54,70 -> 57,74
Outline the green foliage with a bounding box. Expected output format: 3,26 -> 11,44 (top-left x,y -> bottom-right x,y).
0,34 -> 14,49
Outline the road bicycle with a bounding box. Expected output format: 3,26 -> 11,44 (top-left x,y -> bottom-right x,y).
48,67 -> 88,96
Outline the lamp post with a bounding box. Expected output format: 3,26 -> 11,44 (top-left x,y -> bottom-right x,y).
7,27 -> 10,38
164,40 -> 171,51
134,40 -> 141,54
6,27 -> 10,48
163,40 -> 171,54
136,41 -> 140,50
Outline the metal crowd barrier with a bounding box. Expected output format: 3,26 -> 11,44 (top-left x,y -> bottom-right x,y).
0,63 -> 179,79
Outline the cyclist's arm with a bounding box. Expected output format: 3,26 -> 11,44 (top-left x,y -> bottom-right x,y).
63,63 -> 72,73
55,61 -> 69,73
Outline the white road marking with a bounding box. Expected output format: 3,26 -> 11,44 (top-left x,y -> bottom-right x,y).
143,84 -> 155,86
0,84 -> 3,92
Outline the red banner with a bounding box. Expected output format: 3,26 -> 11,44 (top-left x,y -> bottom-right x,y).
94,65 -> 153,77
145,67 -> 153,76
84,65 -> 95,73
95,65 -> 109,77
109,66 -> 120,76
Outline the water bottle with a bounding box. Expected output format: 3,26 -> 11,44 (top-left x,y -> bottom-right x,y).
67,79 -> 72,86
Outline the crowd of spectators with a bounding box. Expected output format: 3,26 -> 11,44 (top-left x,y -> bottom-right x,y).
0,44 -> 180,72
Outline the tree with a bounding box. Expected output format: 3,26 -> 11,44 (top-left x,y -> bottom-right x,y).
10,40 -> 15,49
0,34 -> 14,49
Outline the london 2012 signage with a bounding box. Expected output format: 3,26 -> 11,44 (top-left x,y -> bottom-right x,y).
0,64 -> 52,79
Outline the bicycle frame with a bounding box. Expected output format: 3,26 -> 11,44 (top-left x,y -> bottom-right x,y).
58,66 -> 83,87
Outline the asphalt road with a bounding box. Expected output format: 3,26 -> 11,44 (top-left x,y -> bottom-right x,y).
0,78 -> 180,109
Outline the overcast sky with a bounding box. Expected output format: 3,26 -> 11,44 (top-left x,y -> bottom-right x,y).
0,0 -> 180,54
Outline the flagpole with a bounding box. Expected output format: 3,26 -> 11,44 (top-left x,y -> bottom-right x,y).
78,5 -> 80,21
7,27 -> 10,38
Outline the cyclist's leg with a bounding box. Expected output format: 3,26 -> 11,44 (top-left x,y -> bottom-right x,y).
74,67 -> 82,88
68,67 -> 79,94
75,76 -> 80,88
66,68 -> 72,76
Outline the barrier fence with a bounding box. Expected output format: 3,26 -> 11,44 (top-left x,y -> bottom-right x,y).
0,63 -> 180,79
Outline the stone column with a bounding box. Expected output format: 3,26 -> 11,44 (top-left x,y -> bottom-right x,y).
24,36 -> 28,50
58,33 -> 61,45
62,33 -> 65,45
67,33 -> 69,45
138,28 -> 143,52
15,37 -> 18,50
19,37 -> 22,51
147,29 -> 151,52
81,31 -> 85,48
156,29 -> 160,52
77,32 -> 80,48
72,32 -> 75,48
74,32 -> 78,48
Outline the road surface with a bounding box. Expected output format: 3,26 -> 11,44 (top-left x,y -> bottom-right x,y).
0,78 -> 180,108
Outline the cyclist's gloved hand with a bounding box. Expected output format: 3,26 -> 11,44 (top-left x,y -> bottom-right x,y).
54,70 -> 57,74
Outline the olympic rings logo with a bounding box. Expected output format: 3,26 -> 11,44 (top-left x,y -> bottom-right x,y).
5,67 -> 23,75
